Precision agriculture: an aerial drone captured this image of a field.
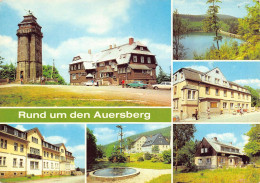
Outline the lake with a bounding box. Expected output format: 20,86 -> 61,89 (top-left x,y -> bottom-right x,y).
179,32 -> 244,60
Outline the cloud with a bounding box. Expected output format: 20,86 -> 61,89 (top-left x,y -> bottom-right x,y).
93,127 -> 116,145
44,136 -> 67,144
124,130 -> 137,137
0,35 -> 17,64
233,79 -> 260,88
4,0 -> 131,34
206,133 -> 237,144
184,65 -> 210,72
143,124 -> 171,131
236,135 -> 249,151
15,125 -> 27,131
67,144 -> 85,153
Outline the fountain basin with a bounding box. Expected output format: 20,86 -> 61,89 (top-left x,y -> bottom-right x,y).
89,167 -> 140,181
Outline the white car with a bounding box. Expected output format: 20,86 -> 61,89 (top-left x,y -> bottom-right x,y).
152,82 -> 171,90
83,81 -> 97,86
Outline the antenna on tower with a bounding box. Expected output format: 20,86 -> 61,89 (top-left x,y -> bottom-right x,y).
116,125 -> 124,154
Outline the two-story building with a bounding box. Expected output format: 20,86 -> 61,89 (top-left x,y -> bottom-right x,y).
195,137 -> 249,169
0,125 -> 75,178
173,67 -> 252,120
128,133 -> 170,154
69,38 -> 157,86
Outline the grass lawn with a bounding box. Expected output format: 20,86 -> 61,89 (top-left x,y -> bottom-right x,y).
173,167 -> 260,183
145,174 -> 171,183
0,175 -> 71,182
89,155 -> 171,171
0,86 -> 141,106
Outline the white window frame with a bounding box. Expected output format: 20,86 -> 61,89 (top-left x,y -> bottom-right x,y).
147,57 -> 151,63
72,74 -> 76,80
133,56 -> 137,63
187,90 -> 196,100
141,56 -> 144,63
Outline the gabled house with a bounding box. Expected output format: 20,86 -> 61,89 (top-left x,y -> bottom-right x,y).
129,136 -> 147,153
128,133 -> 170,154
173,67 -> 252,120
69,38 -> 157,86
195,137 -> 249,169
142,133 -> 170,153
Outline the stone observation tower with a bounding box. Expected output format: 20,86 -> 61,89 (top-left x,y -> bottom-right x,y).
16,11 -> 43,83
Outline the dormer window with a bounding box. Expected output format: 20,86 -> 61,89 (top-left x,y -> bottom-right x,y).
140,47 -> 143,51
216,70 -> 219,74
14,130 -> 18,136
3,126 -> 7,132
21,133 -> 25,138
215,78 -> 220,84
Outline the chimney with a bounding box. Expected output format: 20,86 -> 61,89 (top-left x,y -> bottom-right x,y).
129,37 -> 134,45
109,45 -> 112,49
213,137 -> 217,141
88,49 -> 91,54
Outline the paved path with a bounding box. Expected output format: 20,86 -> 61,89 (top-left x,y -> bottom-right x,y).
0,84 -> 171,106
88,168 -> 171,183
182,111 -> 260,122
18,175 -> 85,183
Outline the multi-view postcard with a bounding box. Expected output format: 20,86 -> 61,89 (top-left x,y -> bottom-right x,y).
0,1 -> 171,107
173,62 -> 260,122
87,124 -> 171,183
172,0 -> 259,60
173,124 -> 260,183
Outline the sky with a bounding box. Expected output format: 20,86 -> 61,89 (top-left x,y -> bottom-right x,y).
87,123 -> 171,145
10,124 -> 86,168
172,0 -> 253,18
0,0 -> 171,83
194,124 -> 251,152
172,62 -> 260,89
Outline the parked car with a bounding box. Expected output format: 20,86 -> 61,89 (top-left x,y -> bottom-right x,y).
83,81 -> 97,86
126,81 -> 148,89
152,82 -> 171,90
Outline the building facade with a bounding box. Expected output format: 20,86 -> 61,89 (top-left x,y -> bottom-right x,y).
16,12 -> 43,83
195,137 -> 248,169
173,67 -> 252,120
129,136 -> 147,153
129,133 -> 170,154
69,38 -> 157,86
0,125 -> 75,179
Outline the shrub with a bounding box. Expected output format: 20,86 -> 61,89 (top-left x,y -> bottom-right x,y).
144,152 -> 152,160
108,154 -> 126,163
137,157 -> 144,162
151,157 -> 158,163
162,150 -> 171,164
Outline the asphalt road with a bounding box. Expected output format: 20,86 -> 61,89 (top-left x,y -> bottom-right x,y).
182,111 -> 260,122
18,175 -> 85,183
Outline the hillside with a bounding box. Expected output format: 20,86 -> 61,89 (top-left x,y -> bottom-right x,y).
180,14 -> 238,22
102,126 -> 171,157
179,14 -> 239,33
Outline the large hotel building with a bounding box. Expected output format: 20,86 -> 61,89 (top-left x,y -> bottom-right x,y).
173,67 -> 252,120
0,124 -> 75,178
